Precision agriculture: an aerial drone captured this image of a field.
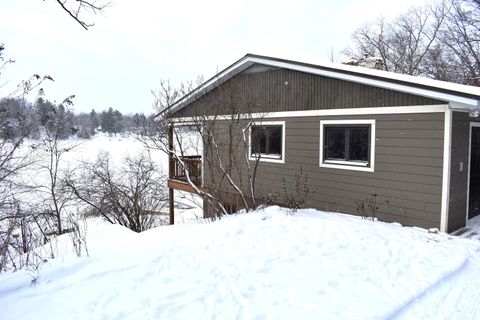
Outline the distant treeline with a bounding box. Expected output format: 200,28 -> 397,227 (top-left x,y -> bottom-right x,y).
0,97 -> 158,140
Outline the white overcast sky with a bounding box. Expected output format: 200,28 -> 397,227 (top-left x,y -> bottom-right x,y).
1,0 -> 427,115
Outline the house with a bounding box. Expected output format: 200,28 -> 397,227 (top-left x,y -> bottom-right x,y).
162,54 -> 480,233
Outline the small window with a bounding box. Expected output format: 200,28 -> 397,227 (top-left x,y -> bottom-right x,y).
324,125 -> 370,163
250,122 -> 285,163
320,120 -> 375,172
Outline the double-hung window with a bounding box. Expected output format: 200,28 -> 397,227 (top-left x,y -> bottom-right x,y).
249,121 -> 285,163
320,120 -> 375,172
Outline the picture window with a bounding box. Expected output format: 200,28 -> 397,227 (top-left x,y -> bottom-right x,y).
320,120 -> 375,172
250,122 -> 285,163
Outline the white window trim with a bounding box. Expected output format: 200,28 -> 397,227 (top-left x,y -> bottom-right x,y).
249,121 -> 286,164
319,119 -> 376,172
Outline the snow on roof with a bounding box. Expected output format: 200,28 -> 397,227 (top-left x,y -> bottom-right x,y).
314,56 -> 479,97
165,54 -> 480,116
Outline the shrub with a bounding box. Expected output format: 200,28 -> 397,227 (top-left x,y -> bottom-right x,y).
276,167 -> 312,214
66,151 -> 168,232
355,193 -> 389,220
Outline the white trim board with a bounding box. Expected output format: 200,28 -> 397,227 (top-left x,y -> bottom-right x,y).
440,109 -> 452,232
171,105 -> 448,123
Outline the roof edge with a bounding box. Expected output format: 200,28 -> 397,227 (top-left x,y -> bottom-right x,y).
158,53 -> 480,118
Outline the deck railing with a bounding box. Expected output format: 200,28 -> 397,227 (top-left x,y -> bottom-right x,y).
170,155 -> 202,186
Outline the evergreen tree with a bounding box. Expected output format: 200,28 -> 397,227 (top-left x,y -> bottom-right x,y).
112,109 -> 123,135
35,98 -> 56,135
89,109 -> 98,135
100,107 -> 115,134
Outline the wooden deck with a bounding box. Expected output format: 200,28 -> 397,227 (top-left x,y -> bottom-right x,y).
170,155 -> 202,186
169,155 -> 205,193
168,178 -> 207,194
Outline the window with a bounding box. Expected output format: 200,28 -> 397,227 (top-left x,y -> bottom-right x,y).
249,121 -> 285,163
320,120 -> 375,172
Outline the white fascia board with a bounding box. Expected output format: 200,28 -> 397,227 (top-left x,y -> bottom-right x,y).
450,101 -> 480,112
247,57 -> 480,108
257,105 -> 448,118
170,105 -> 448,123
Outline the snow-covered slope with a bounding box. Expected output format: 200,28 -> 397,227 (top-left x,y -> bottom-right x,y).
1,207 -> 479,319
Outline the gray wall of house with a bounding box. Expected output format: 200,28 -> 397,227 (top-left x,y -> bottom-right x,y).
171,66 -> 452,229
449,111 -> 480,232
247,113 -> 445,229
198,113 -> 445,229
173,66 -> 444,118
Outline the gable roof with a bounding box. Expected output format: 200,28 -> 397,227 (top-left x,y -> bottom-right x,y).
163,54 -> 480,117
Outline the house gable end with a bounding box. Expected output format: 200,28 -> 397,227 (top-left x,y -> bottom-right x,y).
164,54 -> 480,119
171,66 -> 446,118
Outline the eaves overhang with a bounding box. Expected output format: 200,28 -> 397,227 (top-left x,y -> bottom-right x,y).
157,54 -> 480,119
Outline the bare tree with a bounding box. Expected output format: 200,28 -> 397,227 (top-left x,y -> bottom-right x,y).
65,152 -> 168,232
0,46 -> 86,272
34,135 -> 77,235
147,77 -> 269,220
344,0 -> 479,86
440,0 -> 480,85
0,44 -> 14,90
344,2 -> 446,77
0,46 -> 55,271
50,0 -> 110,30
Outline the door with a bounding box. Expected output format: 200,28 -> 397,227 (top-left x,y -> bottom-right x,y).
469,126 -> 480,218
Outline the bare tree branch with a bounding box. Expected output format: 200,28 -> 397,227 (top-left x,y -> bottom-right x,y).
49,0 -> 110,30
344,0 -> 479,86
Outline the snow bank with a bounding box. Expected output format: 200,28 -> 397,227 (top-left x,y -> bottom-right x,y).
0,207 -> 478,319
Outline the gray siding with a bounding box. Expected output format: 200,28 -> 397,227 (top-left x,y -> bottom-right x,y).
206,113 -> 445,229
449,111 -> 480,231
170,65 -> 455,229
173,67 -> 445,118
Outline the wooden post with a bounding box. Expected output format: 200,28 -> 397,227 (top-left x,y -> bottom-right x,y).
169,188 -> 174,225
168,125 -> 174,225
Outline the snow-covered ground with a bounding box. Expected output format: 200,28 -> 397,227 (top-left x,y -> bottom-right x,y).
1,206 -> 480,319
11,134 -> 164,203
18,133 -> 167,185
397,215 -> 480,319
13,133 -> 202,219
2,134 -> 480,319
